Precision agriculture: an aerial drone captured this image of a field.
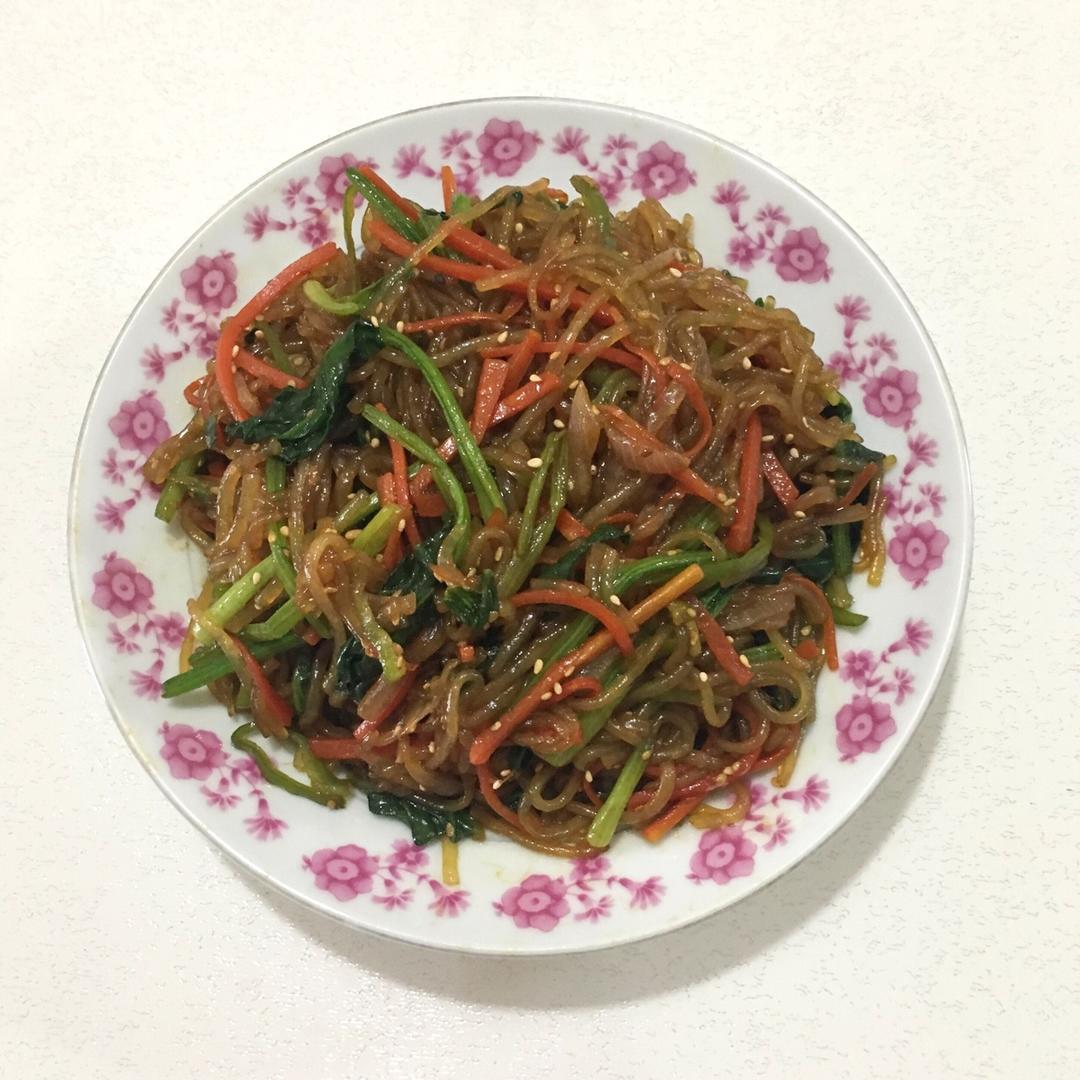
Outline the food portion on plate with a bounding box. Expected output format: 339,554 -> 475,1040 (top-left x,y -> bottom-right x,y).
145,164 -> 889,860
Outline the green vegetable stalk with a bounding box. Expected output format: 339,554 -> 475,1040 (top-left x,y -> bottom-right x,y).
571,175 -> 614,247
231,724 -> 351,808
161,634 -> 303,698
587,741 -> 651,848
154,454 -> 200,523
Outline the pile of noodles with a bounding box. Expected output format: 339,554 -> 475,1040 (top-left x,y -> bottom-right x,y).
146,172 -> 887,858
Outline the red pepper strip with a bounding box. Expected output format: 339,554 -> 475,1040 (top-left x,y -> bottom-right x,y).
672,468 -> 729,510
184,375 -> 208,408
641,793 -> 709,843
785,573 -> 839,671
754,729 -> 800,771
475,761 -> 522,826
401,312 -> 509,335
389,438 -> 421,548
795,639 -> 820,662
481,339 -> 644,377
440,164 -> 456,213
376,473 -> 404,570
761,449 -> 799,511
502,329 -> 542,391
469,564 -> 704,764
556,509 -> 590,541
725,411 -> 762,554
232,636 -> 293,736
470,357 -> 508,441
837,462 -> 877,508
553,676 -> 604,701
623,344 -> 713,459
692,601 -> 753,688
411,488 -> 448,517
214,241 -> 339,421
235,347 -> 308,391
510,590 -> 637,655
353,667 -> 420,741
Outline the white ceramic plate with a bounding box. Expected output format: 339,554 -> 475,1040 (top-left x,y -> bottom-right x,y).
70,98 -> 972,954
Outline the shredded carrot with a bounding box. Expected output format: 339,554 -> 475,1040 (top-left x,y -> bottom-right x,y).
502,329 -> 542,391
440,164 -> 456,213
475,761 -> 521,826
761,449 -> 799,510
214,241 -> 339,421
470,357 -> 508,441
485,508 -> 509,531
469,564 -> 704,764
401,312 -> 508,335
490,372 -> 561,424
642,793 -> 708,843
376,473 -> 404,570
556,509 -> 590,541
623,344 -> 713,458
795,639 -> 820,662
457,642 -> 476,663
601,511 -> 638,527
510,589 -> 638,655
693,601 -> 753,687
183,375 -> 208,408
786,573 -> 839,671
234,348 -> 308,391
298,626 -> 320,647
232,636 -> 292,736
411,487 -> 448,517
726,411 -> 762,553
837,462 -> 877,508
672,468 -> 729,509
755,728 -> 800,771
481,339 -> 644,377
546,187 -> 568,201
389,440 -> 421,547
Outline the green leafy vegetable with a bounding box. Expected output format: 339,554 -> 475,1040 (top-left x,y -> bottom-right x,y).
162,633 -> 303,698
822,391 -> 853,423
231,724 -> 352,808
366,790 -> 476,845
226,321 -> 382,464
444,569 -> 498,628
571,175 -> 614,247
832,438 -> 885,468
536,523 -> 628,580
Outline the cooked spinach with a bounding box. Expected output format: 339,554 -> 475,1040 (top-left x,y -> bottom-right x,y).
366,790 -> 476,845
832,438 -> 885,468
444,569 -> 498,628
536,523 -> 629,580
822,391 -> 853,423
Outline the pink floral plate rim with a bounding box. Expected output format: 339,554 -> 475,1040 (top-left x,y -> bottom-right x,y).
69,97 -> 972,955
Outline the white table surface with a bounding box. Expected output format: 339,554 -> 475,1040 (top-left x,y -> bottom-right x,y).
2,1 -> 1077,1076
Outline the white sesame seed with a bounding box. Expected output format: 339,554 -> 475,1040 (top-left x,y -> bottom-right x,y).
370,437 -> 380,448
659,356 -> 671,367
794,509 -> 807,519
395,321 -> 405,332
568,379 -> 580,390
231,345 -> 239,357
553,283 -> 562,294
550,351 -> 562,361
679,362 -> 692,371
529,373 -> 542,383
251,572 -> 262,585
541,691 -> 553,701
514,221 -> 524,234
496,331 -> 509,344
553,418 -> 566,429
500,768 -> 512,778
742,357 -> 752,370
726,634 -> 735,644
553,682 -> 563,694
642,749 -> 653,761
287,380 -> 298,388
279,525 -> 289,536
428,741 -> 436,753
590,464 -> 597,475
527,457 -> 543,468
609,594 -> 621,606
789,447 -> 800,459
495,546 -> 504,562
531,659 -> 544,676
584,770 -> 594,782
375,553 -> 384,563
253,329 -> 265,339
801,625 -> 812,637
370,316 -> 380,327
492,721 -> 502,730
761,434 -> 775,444
739,654 -> 751,668
784,433 -> 795,444
669,267 -> 683,278
397,518 -> 406,532
698,670 -> 709,683
780,366 -> 792,374
492,778 -> 504,790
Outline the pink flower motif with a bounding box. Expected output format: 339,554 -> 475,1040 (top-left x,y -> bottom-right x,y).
866,332 -> 898,359
101,448 -> 130,485
92,553 -> 153,618
374,889 -> 413,910
428,880 -> 470,917
315,153 -> 365,210
576,895 -> 614,922
570,855 -> 611,883
828,350 -> 858,382
601,134 -> 635,158
305,844 -> 378,901
631,140 -> 695,199
147,612 -> 186,648
893,668 -> 915,704
495,873 -> 569,932
282,178 -> 312,209
440,129 -> 471,157
94,496 -> 135,532
863,366 -> 921,428
593,170 -> 626,203
159,722 -> 226,781
161,299 -> 181,334
454,166 -> 480,197
907,432 -> 939,468
770,227 -> 831,283
192,322 -> 219,359
727,234 -> 762,272
783,774 -> 830,813
690,827 -> 757,885
388,840 -> 428,871
107,622 -> 140,655
764,814 -> 792,849
835,295 -> 871,338
903,618 -> 932,655
179,253 -> 237,317
840,649 -> 878,688
245,797 -> 287,840
202,779 -> 240,809
244,206 -> 284,241
131,660 -> 163,699
918,482 -> 945,516
712,180 -> 749,220
108,392 -> 170,457
228,755 -> 263,787
624,875 -> 665,909
748,780 -> 773,816
476,118 -> 541,177
141,345 -> 180,382
881,481 -> 901,518
836,695 -> 896,760
754,203 -> 790,227
394,143 -> 435,178
299,215 -> 331,248
553,126 -> 589,163
888,521 -> 949,585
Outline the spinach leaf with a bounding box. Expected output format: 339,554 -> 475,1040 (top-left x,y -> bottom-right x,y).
366,790 -> 476,845
444,569 -> 498,628
699,584 -> 735,617
225,321 -> 382,463
822,391 -> 853,423
832,438 -> 885,468
536,523 -> 629,580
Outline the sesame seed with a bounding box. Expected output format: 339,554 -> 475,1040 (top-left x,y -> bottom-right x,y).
550,351 -> 562,361
279,525 -> 289,536
553,284 -> 562,294
251,572 -> 262,585
533,658 -> 544,674
609,594 -> 621,606
567,479 -> 575,491
344,529 -> 359,539
739,654 -> 751,668
397,518 -> 406,532
725,634 -> 735,644
642,750 -> 653,761
370,437 -> 380,448
742,357 -> 753,370
253,329 -> 265,340
374,302 -> 384,314
698,670 -> 708,683
553,418 -> 566,429
514,221 -> 524,234
568,379 -> 580,389
500,769 -> 512,778
428,741 -> 436,753
287,380 -> 298,388
395,321 -> 405,332
375,553 -> 384,563
495,546 -> 504,561
492,778 -> 504,790
780,366 -> 792,374
590,464 -> 597,474
541,692 -> 553,701
370,316 -> 380,327
659,356 -> 671,367
761,434 -> 775,444
231,345 -> 239,357
801,626 -> 812,637
554,682 -> 563,694
784,433 -> 795,444
794,509 -> 807,519
679,362 -> 692,371
585,770 -> 594,782
527,457 -> 543,468
492,721 -> 502,730
496,331 -> 509,344
789,447 -> 800,459
529,373 -> 541,383
669,267 -> 683,277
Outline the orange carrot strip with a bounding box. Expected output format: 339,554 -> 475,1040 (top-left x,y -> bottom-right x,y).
502,329 -> 542,391
184,375 -> 208,408
795,640 -> 820,662
376,473 -> 403,570
641,793 -> 708,843
672,467 -> 729,509
556,509 -> 590,541
389,438 -> 421,547
214,241 -> 339,421
837,462 -> 877,509
353,668 -> 420,741
481,339 -> 643,377
475,761 -> 522,826
510,588 -> 637,656
623,344 -> 713,458
725,411 -> 762,553
440,164 -> 456,213
457,642 -> 476,663
470,357 -> 508,441
469,564 -> 704,764
761,449 -> 799,511
401,312 -> 508,335
234,348 -> 308,391
692,601 -> 753,688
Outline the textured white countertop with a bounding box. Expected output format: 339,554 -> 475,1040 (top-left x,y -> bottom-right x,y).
2,1 -> 1077,1076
